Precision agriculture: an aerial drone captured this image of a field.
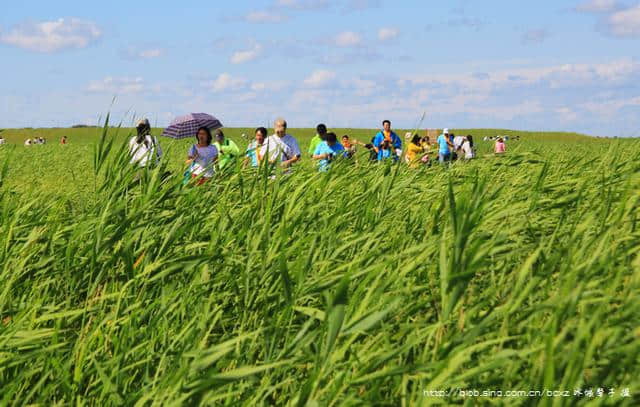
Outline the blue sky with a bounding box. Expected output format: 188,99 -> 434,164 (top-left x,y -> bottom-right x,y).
1,0 -> 639,136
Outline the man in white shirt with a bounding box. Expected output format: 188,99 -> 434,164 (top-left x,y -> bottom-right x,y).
260,118 -> 301,168
0,136 -> 5,145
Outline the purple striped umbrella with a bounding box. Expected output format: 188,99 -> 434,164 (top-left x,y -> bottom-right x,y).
161,113 -> 223,139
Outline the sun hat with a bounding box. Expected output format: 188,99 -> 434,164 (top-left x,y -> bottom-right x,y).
443,128 -> 450,134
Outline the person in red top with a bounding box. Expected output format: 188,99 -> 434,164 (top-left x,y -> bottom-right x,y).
60,136 -> 68,145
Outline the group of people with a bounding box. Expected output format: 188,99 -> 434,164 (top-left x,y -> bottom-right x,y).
18,136 -> 67,146
127,117 -> 510,185
23,137 -> 47,146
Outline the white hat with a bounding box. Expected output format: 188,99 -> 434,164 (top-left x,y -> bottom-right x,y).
443,128 -> 450,134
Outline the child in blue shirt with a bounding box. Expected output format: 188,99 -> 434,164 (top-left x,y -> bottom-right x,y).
313,132 -> 345,171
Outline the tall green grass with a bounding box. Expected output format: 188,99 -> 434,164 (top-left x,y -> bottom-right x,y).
0,123 -> 639,405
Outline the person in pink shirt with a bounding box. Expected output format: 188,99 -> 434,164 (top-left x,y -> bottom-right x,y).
495,137 -> 506,154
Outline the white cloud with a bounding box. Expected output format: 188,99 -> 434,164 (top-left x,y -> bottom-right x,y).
580,96 -> 640,116
207,73 -> 247,92
333,31 -> 361,47
245,11 -> 288,23
378,27 -> 399,41
87,77 -> 144,94
231,44 -> 263,64
0,18 -> 101,53
606,4 -> 640,37
303,70 -> 336,87
576,0 -> 620,13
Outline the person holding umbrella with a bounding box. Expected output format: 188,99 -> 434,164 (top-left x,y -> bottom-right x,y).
213,129 -> 240,170
186,127 -> 218,185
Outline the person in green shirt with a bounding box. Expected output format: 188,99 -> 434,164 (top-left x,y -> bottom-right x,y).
214,129 -> 240,170
308,123 -> 327,156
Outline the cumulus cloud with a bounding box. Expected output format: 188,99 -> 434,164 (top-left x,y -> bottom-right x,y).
576,1 -> 640,38
25,56 -> 640,136
0,18 -> 101,53
207,73 -> 247,92
303,70 -> 336,87
244,11 -> 288,23
231,44 -> 263,64
378,27 -> 399,41
87,77 -> 144,94
606,4 -> 640,37
333,31 -> 362,47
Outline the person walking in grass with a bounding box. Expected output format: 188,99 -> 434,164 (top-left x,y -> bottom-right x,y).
373,120 -> 402,162
186,127 -> 218,185
494,137 -> 506,154
420,136 -> 432,165
313,132 -> 345,172
0,136 -> 5,145
341,135 -> 360,159
60,136 -> 67,145
260,118 -> 301,168
308,124 -> 328,157
406,134 -> 428,168
245,127 -> 267,168
213,129 -> 240,170
128,118 -> 162,168
437,128 -> 454,164
461,135 -> 476,159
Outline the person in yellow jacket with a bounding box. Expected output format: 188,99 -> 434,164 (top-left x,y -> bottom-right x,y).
405,134 -> 428,168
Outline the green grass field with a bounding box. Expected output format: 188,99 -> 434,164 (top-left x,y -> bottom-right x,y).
0,123 -> 639,405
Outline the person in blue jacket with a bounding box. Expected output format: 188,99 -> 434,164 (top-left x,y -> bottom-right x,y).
373,120 -> 402,161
